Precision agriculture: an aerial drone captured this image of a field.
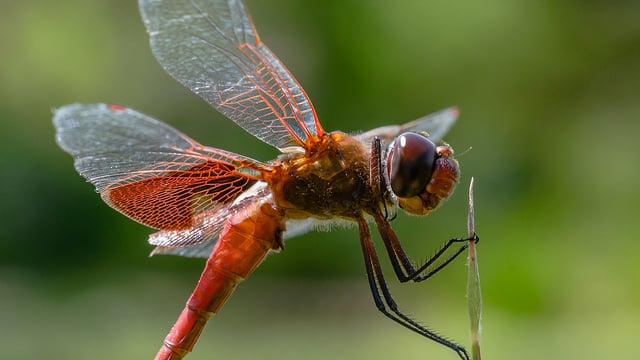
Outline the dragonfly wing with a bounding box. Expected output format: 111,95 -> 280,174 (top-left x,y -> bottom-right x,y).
152,238 -> 218,258
283,217 -> 354,240
139,0 -> 324,150
151,182 -> 273,257
54,103 -> 267,244
354,107 -> 459,144
148,206 -> 227,254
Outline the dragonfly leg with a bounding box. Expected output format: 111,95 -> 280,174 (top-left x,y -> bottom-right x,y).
369,136 -> 397,221
374,213 -> 478,283
357,218 -> 470,360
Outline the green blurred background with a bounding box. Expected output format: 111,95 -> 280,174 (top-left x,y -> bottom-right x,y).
1,0 -> 639,359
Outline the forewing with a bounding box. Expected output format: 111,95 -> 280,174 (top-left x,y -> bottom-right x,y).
139,0 -> 324,150
53,103 -> 267,240
354,107 -> 459,144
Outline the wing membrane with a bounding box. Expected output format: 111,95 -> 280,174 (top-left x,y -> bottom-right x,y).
150,181 -> 272,257
355,107 -> 459,144
54,103 -> 267,234
139,0 -> 324,150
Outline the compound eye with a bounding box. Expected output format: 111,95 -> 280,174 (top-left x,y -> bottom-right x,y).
387,132 -> 437,198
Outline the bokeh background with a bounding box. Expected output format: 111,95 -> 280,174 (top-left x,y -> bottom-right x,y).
1,0 -> 639,359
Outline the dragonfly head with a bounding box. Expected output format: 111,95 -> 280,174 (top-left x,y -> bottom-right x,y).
386,132 -> 459,215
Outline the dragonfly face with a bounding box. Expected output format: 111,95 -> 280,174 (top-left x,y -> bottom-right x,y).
53,0 -> 470,359
387,133 -> 459,215
388,133 -> 439,198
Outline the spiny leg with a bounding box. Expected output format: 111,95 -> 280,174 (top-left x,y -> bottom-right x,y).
357,218 -> 469,360
374,213 -> 478,283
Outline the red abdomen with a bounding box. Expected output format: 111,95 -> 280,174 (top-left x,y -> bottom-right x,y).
155,199 -> 284,360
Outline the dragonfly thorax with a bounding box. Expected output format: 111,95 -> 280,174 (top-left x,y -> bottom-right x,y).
265,132 -> 377,220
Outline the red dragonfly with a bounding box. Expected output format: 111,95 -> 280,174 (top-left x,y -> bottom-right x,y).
53,0 -> 476,359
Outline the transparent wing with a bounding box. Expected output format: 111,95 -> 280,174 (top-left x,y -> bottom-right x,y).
139,0 -> 324,150
54,103 -> 268,243
283,217 -> 353,240
148,205 -> 228,254
151,181 -> 272,257
152,236 -> 219,257
354,107 -> 459,144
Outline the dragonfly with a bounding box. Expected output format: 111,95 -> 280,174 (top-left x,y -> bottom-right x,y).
53,0 -> 477,359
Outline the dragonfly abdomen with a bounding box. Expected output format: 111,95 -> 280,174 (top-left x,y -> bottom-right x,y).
155,199 -> 285,360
